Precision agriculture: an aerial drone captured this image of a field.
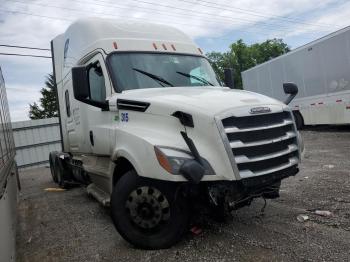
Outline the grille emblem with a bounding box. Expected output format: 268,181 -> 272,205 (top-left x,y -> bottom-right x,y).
249,106 -> 271,114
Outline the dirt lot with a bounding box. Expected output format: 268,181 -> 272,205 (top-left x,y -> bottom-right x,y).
16,127 -> 350,262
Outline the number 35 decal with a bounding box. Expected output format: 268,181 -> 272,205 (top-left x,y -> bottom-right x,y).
121,112 -> 129,122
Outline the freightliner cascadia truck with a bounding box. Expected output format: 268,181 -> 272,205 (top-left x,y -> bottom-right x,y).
50,18 -> 303,249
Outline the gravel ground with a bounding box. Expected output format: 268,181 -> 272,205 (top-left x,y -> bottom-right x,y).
16,126 -> 350,262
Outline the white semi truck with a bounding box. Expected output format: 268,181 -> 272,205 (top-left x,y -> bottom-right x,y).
242,26 -> 350,128
50,18 -> 303,249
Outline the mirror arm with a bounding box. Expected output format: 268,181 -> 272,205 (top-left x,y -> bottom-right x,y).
284,94 -> 296,105
78,97 -> 109,111
101,101 -> 110,111
90,100 -> 109,111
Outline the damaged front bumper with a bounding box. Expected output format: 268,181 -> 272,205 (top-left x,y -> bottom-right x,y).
206,165 -> 299,211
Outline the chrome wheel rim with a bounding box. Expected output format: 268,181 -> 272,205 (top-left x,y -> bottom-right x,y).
125,186 -> 170,229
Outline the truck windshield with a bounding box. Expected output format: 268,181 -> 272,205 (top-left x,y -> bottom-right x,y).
108,53 -> 221,92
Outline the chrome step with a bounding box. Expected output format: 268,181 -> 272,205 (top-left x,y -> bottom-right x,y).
86,183 -> 110,207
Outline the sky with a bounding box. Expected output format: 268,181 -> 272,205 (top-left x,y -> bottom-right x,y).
0,0 -> 349,121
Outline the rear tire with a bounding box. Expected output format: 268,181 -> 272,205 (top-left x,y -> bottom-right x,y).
54,155 -> 70,189
49,151 -> 58,183
111,170 -> 189,249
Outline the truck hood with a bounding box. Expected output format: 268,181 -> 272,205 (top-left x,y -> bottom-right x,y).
116,86 -> 286,117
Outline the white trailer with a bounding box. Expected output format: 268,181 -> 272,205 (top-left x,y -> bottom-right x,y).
0,67 -> 19,262
50,18 -> 303,249
242,26 -> 350,128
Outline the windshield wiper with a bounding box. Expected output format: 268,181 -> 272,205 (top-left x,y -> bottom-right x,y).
133,68 -> 173,87
176,71 -> 214,86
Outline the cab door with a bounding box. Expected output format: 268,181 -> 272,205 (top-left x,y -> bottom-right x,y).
83,53 -> 114,156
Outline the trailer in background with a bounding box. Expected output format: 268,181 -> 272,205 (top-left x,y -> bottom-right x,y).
0,66 -> 19,262
242,26 -> 350,128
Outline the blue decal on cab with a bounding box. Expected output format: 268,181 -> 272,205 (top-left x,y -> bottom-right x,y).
121,112 -> 129,122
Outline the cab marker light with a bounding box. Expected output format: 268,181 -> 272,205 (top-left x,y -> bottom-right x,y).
153,43 -> 158,50
318,102 -> 324,105
171,44 -> 176,51
162,43 -> 167,50
336,99 -> 342,102
310,103 -> 316,106
113,42 -> 118,49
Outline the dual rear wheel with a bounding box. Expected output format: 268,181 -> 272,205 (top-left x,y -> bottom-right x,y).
49,151 -> 58,183
48,152 -> 70,188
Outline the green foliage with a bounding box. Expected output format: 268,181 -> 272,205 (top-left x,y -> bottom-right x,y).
207,38 -> 290,89
29,73 -> 58,119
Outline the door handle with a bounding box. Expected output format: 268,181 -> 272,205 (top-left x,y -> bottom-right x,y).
89,131 -> 94,146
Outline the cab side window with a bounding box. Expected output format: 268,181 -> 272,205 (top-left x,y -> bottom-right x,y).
88,62 -> 106,102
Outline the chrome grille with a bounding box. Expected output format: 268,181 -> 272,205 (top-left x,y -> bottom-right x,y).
220,111 -> 299,179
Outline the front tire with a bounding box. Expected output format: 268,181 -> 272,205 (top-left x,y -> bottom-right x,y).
111,170 -> 189,249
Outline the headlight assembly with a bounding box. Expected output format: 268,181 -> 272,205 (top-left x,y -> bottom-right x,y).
154,146 -> 214,176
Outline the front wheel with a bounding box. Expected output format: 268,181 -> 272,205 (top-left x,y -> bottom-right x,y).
110,170 -> 189,249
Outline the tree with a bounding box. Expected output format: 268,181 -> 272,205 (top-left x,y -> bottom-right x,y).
206,51 -> 231,83
29,73 -> 58,119
207,38 -> 290,89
